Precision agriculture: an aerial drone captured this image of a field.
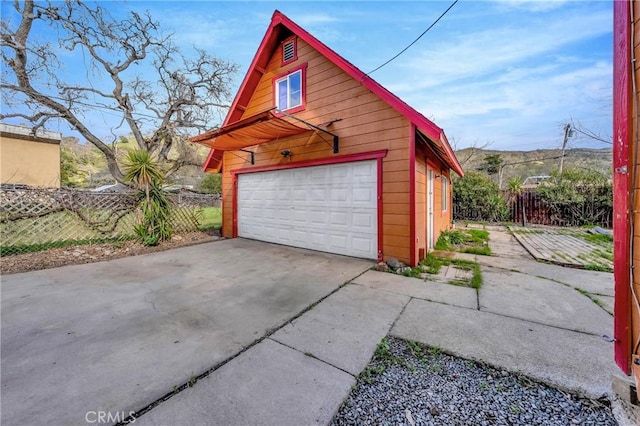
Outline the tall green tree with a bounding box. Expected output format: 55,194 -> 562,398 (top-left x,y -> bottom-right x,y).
479,154 -> 504,175
199,174 -> 222,194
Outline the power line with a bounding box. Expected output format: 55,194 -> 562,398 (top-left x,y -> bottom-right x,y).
366,0 -> 459,76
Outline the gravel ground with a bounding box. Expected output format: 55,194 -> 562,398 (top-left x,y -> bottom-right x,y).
332,337 -> 616,426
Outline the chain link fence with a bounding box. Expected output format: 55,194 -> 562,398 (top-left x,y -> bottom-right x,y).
0,186 -> 221,256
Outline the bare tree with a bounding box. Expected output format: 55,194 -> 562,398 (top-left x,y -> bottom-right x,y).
450,137 -> 493,167
1,0 -> 236,183
569,120 -> 612,145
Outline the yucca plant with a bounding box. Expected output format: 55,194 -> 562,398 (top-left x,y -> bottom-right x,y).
123,150 -> 172,246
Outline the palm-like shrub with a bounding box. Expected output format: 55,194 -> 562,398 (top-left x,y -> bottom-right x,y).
123,150 -> 172,245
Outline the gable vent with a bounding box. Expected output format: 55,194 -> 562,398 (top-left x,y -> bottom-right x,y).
283,40 -> 296,63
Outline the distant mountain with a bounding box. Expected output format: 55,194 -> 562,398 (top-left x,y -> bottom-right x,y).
454,147 -> 612,182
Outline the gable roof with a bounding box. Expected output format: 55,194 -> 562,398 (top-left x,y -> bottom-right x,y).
200,10 -> 463,177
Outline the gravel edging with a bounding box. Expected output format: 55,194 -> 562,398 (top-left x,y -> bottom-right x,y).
331,336 -> 616,426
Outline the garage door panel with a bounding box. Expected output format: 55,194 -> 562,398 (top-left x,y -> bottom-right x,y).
238,161 -> 377,259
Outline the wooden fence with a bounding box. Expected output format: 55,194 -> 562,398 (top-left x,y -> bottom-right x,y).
454,189 -> 612,228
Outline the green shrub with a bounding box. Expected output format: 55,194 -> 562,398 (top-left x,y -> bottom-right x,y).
123,150 -> 172,245
453,171 -> 509,222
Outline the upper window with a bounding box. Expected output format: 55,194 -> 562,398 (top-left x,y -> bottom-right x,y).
275,69 -> 303,111
441,176 -> 448,212
282,38 -> 297,65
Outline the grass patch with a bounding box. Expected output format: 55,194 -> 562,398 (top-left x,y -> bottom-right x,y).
388,254 -> 483,289
583,232 -> 613,246
197,207 -> 222,230
462,246 -> 492,256
0,235 -> 135,257
593,249 -> 613,262
421,254 -> 448,274
435,229 -> 491,255
584,263 -> 613,273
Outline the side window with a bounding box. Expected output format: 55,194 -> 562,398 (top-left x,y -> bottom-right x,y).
442,176 -> 448,212
275,68 -> 303,111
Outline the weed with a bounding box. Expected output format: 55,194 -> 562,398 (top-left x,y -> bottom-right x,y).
359,365 -> 385,384
584,263 -> 613,273
496,384 -> 504,392
576,287 -> 607,309
429,363 -> 443,373
421,255 -> 448,274
479,382 -> 489,390
402,267 -> 423,278
448,279 -> 469,287
428,346 -> 442,356
467,229 -> 489,242
407,340 -> 423,356
592,249 -> 613,262
435,229 -> 490,255
375,338 -> 392,359
510,404 -> 521,414
435,230 -> 465,250
462,246 -> 492,256
583,233 -> 613,246
450,258 -> 482,289
188,375 -> 197,387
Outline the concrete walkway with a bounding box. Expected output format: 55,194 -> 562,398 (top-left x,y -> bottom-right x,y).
135,227 -> 615,425
2,230 -> 617,425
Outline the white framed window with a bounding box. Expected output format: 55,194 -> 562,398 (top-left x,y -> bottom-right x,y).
442,176 -> 448,212
275,69 -> 303,111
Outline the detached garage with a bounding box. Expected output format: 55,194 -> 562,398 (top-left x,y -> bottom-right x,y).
191,11 -> 463,267
238,159 -> 378,259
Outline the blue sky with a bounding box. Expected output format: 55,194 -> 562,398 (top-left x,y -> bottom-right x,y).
2,0 -> 613,151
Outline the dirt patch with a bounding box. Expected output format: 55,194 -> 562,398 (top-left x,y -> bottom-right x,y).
1,231 -> 222,275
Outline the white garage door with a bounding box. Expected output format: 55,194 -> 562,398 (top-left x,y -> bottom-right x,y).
238,160 -> 377,259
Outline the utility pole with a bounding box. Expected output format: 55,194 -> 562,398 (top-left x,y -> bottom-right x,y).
559,123 -> 574,175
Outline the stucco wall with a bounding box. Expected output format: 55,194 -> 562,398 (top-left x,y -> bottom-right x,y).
0,134 -> 61,188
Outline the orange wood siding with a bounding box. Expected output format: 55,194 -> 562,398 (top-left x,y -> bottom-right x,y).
632,0 -> 640,364
413,140 -> 453,262
221,38 -> 412,263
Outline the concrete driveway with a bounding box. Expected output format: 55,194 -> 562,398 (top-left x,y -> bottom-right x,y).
1,239 -> 371,426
